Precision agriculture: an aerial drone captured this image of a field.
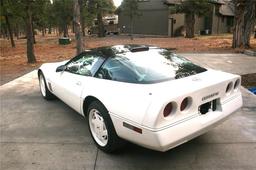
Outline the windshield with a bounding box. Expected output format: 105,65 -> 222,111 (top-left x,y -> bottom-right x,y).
96,48 -> 207,84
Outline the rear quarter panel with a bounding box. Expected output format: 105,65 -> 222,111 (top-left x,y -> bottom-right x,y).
80,77 -> 153,125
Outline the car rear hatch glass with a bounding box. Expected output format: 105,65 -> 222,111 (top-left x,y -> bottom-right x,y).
112,48 -> 207,84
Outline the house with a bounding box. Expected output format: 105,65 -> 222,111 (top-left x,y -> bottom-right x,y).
118,0 -> 235,36
118,0 -> 170,35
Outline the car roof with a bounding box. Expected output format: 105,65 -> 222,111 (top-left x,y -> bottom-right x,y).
87,45 -> 176,58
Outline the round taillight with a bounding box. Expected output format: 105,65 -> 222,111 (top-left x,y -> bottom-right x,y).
163,102 -> 174,117
226,82 -> 233,93
234,79 -> 240,90
180,97 -> 189,111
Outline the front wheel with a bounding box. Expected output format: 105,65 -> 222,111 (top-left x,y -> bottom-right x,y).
38,72 -> 55,100
87,101 -> 125,153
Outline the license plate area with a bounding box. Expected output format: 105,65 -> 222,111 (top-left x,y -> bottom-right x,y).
198,99 -> 220,115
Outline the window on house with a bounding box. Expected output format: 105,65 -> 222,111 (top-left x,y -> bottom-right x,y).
227,17 -> 234,27
215,6 -> 220,15
221,16 -> 225,23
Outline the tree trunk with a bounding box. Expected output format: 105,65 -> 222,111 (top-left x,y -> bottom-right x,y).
232,20 -> 243,48
48,25 -> 52,34
0,26 -> 7,38
63,23 -> 68,37
14,23 -> 19,39
185,13 -> 195,38
73,0 -> 85,55
5,15 -> 15,47
233,0 -> 245,48
232,0 -> 255,48
72,21 -> 75,33
81,21 -> 86,37
79,0 -> 86,36
3,25 -> 8,39
130,16 -> 134,40
242,0 -> 255,48
32,22 -> 36,44
25,1 -> 36,63
97,8 -> 105,37
58,26 -> 61,36
42,28 -> 45,36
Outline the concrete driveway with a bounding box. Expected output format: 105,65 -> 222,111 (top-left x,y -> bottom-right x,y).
1,53 -> 256,170
181,53 -> 256,75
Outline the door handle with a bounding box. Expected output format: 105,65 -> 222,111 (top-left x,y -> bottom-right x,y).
76,81 -> 82,86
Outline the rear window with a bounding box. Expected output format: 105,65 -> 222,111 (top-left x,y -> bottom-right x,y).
95,49 -> 207,84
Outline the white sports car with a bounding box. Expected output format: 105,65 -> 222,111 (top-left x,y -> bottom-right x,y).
38,45 -> 243,152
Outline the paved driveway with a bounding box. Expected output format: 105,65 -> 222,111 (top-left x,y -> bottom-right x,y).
181,53 -> 256,75
1,54 -> 256,170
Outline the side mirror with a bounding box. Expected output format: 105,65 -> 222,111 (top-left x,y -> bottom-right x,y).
56,65 -> 66,72
97,73 -> 103,79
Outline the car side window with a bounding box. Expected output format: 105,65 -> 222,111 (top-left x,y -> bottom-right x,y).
95,57 -> 138,83
66,53 -> 102,76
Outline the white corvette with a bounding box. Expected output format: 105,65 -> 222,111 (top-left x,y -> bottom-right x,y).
38,45 -> 243,152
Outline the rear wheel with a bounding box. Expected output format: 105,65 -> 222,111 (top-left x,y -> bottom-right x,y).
87,101 -> 125,153
38,72 -> 55,100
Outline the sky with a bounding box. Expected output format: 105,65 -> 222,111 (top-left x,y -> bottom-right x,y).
113,0 -> 123,7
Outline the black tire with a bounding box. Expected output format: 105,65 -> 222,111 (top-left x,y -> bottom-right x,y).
87,101 -> 125,153
38,71 -> 55,100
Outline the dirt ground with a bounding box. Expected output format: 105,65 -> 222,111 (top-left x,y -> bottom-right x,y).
1,34 -> 256,86
241,73 -> 256,89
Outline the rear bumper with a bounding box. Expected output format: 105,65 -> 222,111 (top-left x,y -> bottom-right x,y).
110,94 -> 243,152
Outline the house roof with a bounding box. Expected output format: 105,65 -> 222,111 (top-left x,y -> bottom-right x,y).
219,1 -> 235,16
165,0 -> 234,16
166,0 -> 227,5
209,0 -> 226,4
164,0 -> 182,5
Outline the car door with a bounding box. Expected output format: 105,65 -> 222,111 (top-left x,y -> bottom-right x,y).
52,52 -> 105,114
